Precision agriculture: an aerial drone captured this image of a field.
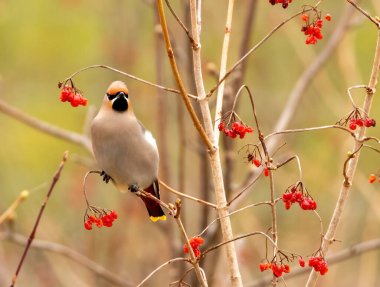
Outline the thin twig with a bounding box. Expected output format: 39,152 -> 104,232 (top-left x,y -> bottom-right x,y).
199,200 -> 276,238
0,191 -> 29,224
203,231 -> 277,256
159,180 -> 217,209
346,0 -> 380,27
1,231 -> 133,287
62,64 -> 197,100
10,151 -> 69,287
136,257 -> 188,287
265,125 -> 356,141
164,0 -> 195,45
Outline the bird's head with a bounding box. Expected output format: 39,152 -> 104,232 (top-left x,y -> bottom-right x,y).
104,81 -> 130,113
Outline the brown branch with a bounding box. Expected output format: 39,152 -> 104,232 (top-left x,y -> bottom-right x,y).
156,0 -> 213,150
1,231 -> 133,287
0,98 -> 92,152
10,151 -> 69,287
164,0 -> 195,45
346,0 -> 380,27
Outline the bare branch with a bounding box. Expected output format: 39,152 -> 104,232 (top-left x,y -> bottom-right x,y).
1,231 -> 133,287
10,151 -> 69,287
136,257 -> 188,287
346,0 -> 380,27
0,98 -> 92,152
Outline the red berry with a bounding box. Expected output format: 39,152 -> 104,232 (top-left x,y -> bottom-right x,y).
299,258 -> 305,267
110,210 -> 118,219
300,199 -> 311,210
284,201 -> 292,210
259,263 -> 267,272
183,244 -> 189,253
316,19 -> 323,28
84,221 -> 92,230
369,174 -> 377,183
356,118 -> 364,127
218,122 -> 225,131
283,265 -> 290,273
253,159 -> 261,167
271,263 -> 283,277
349,122 -> 357,130
325,14 -> 332,21
364,118 -> 376,127
301,14 -> 309,22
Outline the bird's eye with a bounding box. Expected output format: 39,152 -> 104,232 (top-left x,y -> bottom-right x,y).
107,93 -> 117,101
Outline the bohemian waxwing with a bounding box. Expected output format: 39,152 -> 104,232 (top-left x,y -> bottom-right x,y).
91,81 -> 166,222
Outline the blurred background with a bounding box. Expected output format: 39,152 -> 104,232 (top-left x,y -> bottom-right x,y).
0,0 -> 379,286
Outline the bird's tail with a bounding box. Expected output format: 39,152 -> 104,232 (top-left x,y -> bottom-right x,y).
141,180 -> 166,222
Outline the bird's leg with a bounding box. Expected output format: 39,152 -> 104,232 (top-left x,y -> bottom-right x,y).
100,171 -> 112,184
128,184 -> 140,193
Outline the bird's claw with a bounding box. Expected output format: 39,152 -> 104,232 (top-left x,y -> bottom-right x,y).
100,171 -> 112,184
128,184 -> 140,193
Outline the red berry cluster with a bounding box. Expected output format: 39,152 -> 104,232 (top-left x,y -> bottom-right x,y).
369,173 -> 380,184
218,121 -> 253,139
259,262 -> 290,277
183,236 -> 204,258
84,210 -> 118,230
282,183 -> 317,211
59,83 -> 88,107
308,256 -> 328,275
269,0 -> 292,9
301,13 -> 331,45
348,117 -> 376,130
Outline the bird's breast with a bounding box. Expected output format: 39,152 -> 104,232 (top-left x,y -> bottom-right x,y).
91,113 -> 159,190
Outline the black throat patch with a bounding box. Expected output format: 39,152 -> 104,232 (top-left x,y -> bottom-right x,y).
112,95 -> 128,112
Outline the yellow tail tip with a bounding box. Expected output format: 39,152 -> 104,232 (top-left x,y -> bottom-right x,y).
150,215 -> 167,222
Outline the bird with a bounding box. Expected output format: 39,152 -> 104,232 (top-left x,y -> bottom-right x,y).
90,81 -> 166,222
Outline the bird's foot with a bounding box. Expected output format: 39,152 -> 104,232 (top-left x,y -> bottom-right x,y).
128,184 -> 140,193
100,171 -> 112,184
